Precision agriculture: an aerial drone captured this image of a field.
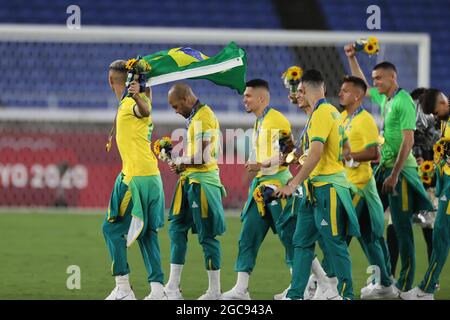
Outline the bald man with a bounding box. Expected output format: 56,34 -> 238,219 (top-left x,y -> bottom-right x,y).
164,83 -> 226,300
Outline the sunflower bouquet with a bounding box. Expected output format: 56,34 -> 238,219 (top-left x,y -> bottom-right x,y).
418,160 -> 435,186
353,36 -> 380,56
123,55 -> 152,98
282,66 -> 303,103
433,137 -> 450,165
153,136 -> 173,162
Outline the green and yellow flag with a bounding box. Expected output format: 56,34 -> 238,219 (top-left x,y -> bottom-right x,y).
143,42 -> 247,94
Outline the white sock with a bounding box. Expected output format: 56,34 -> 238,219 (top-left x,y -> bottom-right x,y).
311,257 -> 328,287
150,282 -> 164,295
115,274 -> 131,291
235,272 -> 250,292
207,269 -> 221,293
166,264 -> 183,290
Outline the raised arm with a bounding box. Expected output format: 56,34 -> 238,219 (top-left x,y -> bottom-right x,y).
344,44 -> 371,98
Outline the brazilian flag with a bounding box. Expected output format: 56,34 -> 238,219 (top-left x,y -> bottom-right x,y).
143,42 -> 247,94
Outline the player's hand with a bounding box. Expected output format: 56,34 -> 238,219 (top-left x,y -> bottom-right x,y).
274,184 -> 296,198
416,157 -> 424,166
169,162 -> 178,174
245,161 -> 261,172
288,93 -> 298,104
344,44 -> 356,58
382,174 -> 398,194
128,81 -> 140,98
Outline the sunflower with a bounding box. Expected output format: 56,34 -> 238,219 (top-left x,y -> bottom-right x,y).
282,66 -> 303,82
135,59 -> 152,73
420,160 -> 434,173
422,175 -> 432,185
125,58 -> 137,70
367,36 -> 379,46
160,136 -> 173,148
364,42 -> 379,55
253,186 -> 264,203
153,139 -> 161,156
434,141 -> 445,161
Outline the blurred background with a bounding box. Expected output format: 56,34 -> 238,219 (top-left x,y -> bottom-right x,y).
0,0 -> 449,210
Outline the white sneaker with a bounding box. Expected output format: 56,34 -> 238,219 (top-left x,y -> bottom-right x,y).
198,290 -> 222,300
105,286 -> 137,300
164,287 -> 184,300
281,297 -> 303,300
312,285 -> 342,300
360,282 -> 375,297
220,287 -> 251,300
144,291 -> 168,300
400,287 -> 434,300
303,275 -> 318,300
361,284 -> 399,300
273,285 -> 290,300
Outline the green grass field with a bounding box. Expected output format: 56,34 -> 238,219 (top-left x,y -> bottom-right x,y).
0,211 -> 448,300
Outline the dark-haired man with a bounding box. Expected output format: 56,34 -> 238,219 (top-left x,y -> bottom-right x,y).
339,75 -> 396,299
221,79 -> 296,300
276,70 -> 360,300
344,44 -> 434,293
401,89 -> 449,300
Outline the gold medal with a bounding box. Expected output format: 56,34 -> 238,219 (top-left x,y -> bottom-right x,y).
286,151 -> 296,164
106,138 -> 112,152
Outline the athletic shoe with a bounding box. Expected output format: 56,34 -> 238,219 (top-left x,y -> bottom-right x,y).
312,285 -> 342,300
164,287 -> 184,300
400,287 -> 434,300
360,284 -> 399,299
144,291 -> 168,300
220,287 -> 251,300
105,286 -> 137,300
197,290 -> 222,300
303,275 -> 318,300
273,285 -> 290,300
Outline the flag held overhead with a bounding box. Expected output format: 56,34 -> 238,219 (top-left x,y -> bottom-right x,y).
142,42 -> 247,94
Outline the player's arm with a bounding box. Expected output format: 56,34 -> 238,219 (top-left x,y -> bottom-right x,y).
349,145 -> 379,162
128,81 -> 150,118
274,140 -> 323,197
382,130 -> 414,193
344,44 -> 371,97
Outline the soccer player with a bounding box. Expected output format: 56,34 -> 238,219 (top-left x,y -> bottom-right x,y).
276,69 -> 360,300
344,44 -> 434,292
401,89 -> 449,300
221,79 -> 296,300
339,75 -> 397,299
103,60 -> 166,300
164,83 -> 226,300
278,82 -> 346,300
386,88 -> 438,278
